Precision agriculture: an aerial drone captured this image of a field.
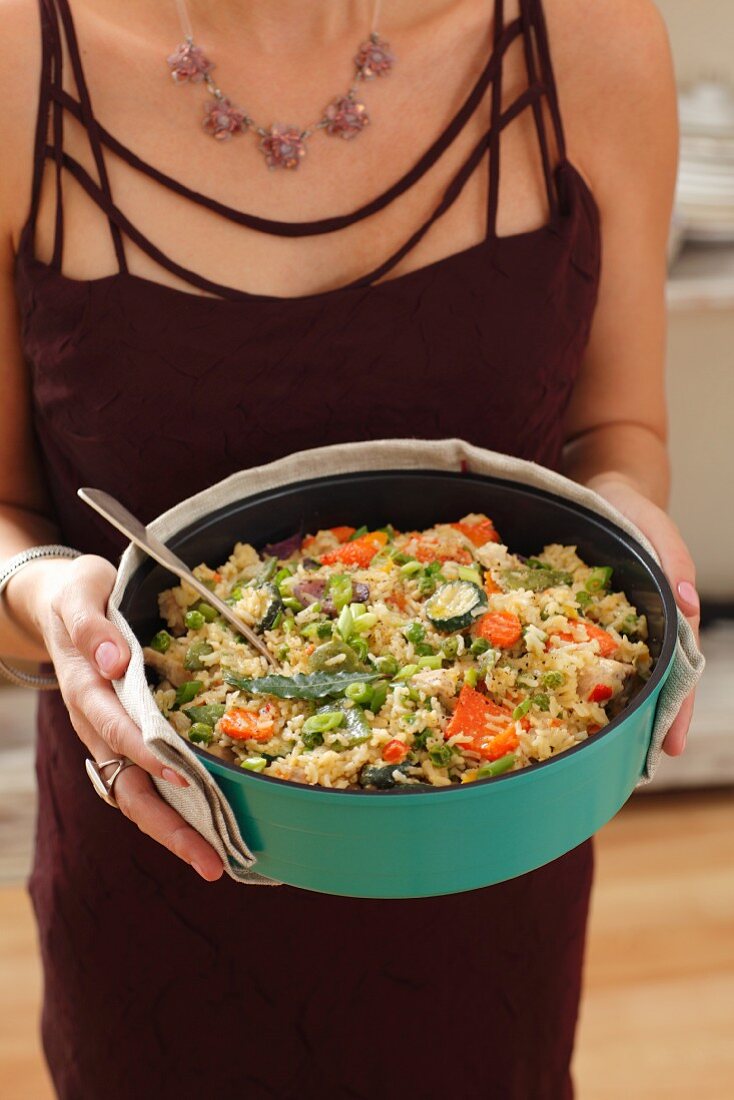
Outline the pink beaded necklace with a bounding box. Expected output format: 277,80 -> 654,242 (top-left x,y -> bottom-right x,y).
167,0 -> 396,170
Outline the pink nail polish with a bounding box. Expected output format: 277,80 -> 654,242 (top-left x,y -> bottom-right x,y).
677,580 -> 700,612
162,766 -> 188,787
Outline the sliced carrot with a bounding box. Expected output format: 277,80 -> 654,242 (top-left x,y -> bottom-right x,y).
383,739 -> 409,764
475,725 -> 520,761
320,530 -> 388,568
451,517 -> 501,547
484,572 -> 502,595
446,685 -> 516,759
474,611 -> 523,648
582,622 -> 619,658
219,706 -> 275,743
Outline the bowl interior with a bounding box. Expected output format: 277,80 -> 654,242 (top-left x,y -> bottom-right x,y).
118,470 -> 677,785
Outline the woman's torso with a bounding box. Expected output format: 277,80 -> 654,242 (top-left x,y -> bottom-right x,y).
15,2 -> 599,1096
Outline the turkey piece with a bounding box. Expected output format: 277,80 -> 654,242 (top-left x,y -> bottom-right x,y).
142,646 -> 192,687
577,657 -> 634,702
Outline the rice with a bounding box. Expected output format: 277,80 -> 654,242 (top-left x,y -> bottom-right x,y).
144,514 -> 652,790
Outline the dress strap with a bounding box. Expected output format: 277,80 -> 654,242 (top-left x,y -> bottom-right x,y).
486,0 -> 505,239
53,0 -> 127,272
527,0 -> 567,162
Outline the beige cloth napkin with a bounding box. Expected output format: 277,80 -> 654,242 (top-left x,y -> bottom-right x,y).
108,438 -> 705,884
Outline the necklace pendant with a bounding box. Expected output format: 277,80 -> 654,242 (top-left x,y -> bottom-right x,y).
323,95 -> 370,140
259,124 -> 307,170
203,98 -> 247,140
167,40 -> 214,84
354,33 -> 395,80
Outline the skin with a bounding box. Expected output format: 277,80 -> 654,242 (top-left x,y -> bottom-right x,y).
0,0 -> 698,883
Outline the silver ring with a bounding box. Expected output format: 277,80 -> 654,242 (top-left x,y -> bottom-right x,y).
85,756 -> 135,809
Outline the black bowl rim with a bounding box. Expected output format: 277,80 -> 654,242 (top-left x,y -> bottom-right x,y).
129,468 -> 678,797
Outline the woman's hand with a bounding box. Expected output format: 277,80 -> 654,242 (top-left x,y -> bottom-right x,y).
586,473 -> 700,756
27,554 -> 224,881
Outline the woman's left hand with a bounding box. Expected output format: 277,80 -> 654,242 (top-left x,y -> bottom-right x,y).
586,472 -> 700,757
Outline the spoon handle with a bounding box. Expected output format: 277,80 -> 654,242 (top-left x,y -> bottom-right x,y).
78,488 -> 277,668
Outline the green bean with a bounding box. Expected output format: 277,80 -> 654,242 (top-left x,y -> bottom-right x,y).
328,574 -> 353,610
303,711 -> 345,734
188,722 -> 213,745
282,617 -> 295,634
349,525 -> 369,541
345,681 -> 374,705
282,597 -> 304,612
585,566 -> 613,593
399,559 -> 422,577
464,667 -> 479,688
367,680 -> 388,712
470,637 -> 491,656
417,654 -> 442,670
393,663 -> 419,682
194,601 -> 218,622
476,753 -> 517,779
301,620 -> 333,639
174,680 -> 203,708
149,630 -> 172,653
576,589 -> 592,609
352,612 -> 378,634
418,575 -> 437,596
184,610 -> 206,631
274,567 -> 294,587
183,703 -> 225,726
512,698 -> 532,720
458,566 -> 483,585
240,756 -> 267,772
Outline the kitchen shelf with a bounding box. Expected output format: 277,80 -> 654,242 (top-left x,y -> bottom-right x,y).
667,241 -> 734,311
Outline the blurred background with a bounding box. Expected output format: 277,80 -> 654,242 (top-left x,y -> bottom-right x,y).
1,1 -> 733,1097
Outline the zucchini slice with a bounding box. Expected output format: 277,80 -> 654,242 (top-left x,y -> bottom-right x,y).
424,581 -> 488,632
255,582 -> 283,633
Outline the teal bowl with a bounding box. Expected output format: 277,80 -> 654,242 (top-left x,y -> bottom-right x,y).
119,470 -> 677,898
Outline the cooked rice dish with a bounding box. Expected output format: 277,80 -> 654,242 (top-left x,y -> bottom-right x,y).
145,514 -> 652,790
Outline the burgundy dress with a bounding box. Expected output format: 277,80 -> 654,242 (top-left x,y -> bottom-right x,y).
17,1 -> 600,1096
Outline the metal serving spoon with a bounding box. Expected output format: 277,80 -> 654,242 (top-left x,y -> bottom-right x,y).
78,487 -> 278,668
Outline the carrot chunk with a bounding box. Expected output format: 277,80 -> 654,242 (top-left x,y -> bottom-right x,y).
330,526 -> 357,543
484,572 -> 502,595
451,517 -> 501,546
219,706 -> 275,743
320,530 -> 388,567
474,611 -> 523,648
446,685 -> 517,759
582,622 -> 619,658
383,739 -> 409,764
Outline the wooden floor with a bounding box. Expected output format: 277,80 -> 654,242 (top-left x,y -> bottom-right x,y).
0,790 -> 732,1099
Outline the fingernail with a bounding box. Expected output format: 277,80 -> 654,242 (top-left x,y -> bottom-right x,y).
162,766 -> 188,788
192,862 -> 207,880
677,580 -> 700,613
95,641 -> 120,675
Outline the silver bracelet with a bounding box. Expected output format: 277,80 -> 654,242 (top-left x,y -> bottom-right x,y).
0,544 -> 83,690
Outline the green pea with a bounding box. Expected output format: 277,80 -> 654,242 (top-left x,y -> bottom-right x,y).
418,576 -> 437,596
373,654 -> 398,678
184,610 -> 206,631
476,752 -> 517,779
184,640 -> 214,671
541,671 -> 566,689
188,722 -> 213,745
149,630 -> 172,653
415,642 -> 436,657
441,636 -> 460,660
174,680 -> 203,708
403,621 -> 426,645
512,698 -> 532,720
532,693 -> 550,711
470,637 -> 491,656
576,590 -> 592,609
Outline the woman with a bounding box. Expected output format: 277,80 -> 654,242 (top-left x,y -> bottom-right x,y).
0,0 -> 698,1096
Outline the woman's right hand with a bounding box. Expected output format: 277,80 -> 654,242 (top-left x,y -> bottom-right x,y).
27,553 -> 224,881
